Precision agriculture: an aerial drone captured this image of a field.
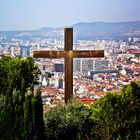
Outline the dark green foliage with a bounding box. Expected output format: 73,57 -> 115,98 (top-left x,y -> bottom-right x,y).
1,55 -> 140,140
0,55 -> 40,94
44,82 -> 140,140
90,82 -> 140,140
23,91 -> 45,140
0,93 -> 15,140
23,94 -> 34,140
44,100 -> 92,140
0,56 -> 44,140
0,89 -> 45,140
32,89 -> 45,140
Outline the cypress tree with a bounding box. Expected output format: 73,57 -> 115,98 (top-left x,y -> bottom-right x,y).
0,56 -> 43,140
23,94 -> 34,140
32,89 -> 45,140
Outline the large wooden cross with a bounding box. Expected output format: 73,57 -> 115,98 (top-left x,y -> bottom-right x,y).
33,28 -> 104,103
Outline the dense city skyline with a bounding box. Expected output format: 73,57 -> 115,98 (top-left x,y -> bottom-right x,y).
0,0 -> 140,31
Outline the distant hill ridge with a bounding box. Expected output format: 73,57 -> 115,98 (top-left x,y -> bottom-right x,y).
1,21 -> 140,40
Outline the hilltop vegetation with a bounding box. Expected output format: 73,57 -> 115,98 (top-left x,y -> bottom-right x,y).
0,56 -> 140,140
44,82 -> 140,140
0,56 -> 44,140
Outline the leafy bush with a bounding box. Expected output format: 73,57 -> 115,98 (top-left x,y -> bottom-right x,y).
44,82 -> 140,140
44,100 -> 92,140
90,82 -> 140,140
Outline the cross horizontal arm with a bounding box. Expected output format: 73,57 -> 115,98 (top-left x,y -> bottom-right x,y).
33,50 -> 104,58
73,50 -> 104,58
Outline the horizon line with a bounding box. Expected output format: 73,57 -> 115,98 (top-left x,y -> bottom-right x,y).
1,20 -> 140,32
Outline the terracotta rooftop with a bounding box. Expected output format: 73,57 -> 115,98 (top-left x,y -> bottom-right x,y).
79,98 -> 96,105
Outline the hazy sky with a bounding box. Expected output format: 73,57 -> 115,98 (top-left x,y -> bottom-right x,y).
0,0 -> 140,31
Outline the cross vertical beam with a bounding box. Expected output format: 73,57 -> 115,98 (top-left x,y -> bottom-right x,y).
64,28 -> 73,103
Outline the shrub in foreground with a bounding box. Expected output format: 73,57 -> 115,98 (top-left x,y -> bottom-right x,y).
44,100 -> 92,140
90,82 -> 140,139
44,82 -> 140,140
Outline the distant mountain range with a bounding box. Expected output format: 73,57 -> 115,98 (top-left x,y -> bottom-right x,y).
1,21 -> 140,41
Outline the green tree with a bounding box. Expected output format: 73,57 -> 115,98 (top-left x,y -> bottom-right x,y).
44,100 -> 92,140
23,94 -> 34,140
90,82 -> 140,140
32,89 -> 45,140
0,56 -> 44,140
0,56 -> 40,94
